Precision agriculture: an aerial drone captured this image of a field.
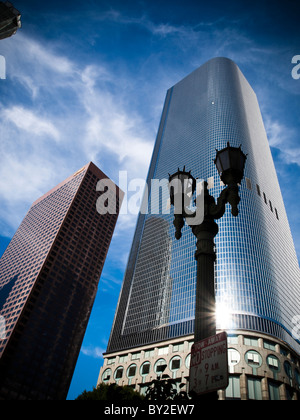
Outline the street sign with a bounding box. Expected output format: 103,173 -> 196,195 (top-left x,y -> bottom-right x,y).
190,331 -> 228,395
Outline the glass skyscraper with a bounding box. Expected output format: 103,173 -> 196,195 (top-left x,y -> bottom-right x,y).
99,58 -> 300,400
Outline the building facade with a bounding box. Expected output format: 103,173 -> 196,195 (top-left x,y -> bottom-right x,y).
0,162 -> 123,400
98,58 -> 300,399
99,330 -> 300,400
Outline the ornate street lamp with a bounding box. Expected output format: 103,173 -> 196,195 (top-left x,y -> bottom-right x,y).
169,166 -> 196,207
168,142 -> 247,399
168,166 -> 196,240
214,142 -> 247,216
214,142 -> 247,185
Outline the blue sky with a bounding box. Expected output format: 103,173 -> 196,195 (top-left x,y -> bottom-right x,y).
0,0 -> 299,400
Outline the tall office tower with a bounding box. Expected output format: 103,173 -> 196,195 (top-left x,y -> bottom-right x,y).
0,1 -> 21,40
99,58 -> 300,400
0,162 -> 124,400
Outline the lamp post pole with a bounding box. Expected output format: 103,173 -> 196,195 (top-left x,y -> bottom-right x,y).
192,216 -> 218,343
169,143 -> 247,400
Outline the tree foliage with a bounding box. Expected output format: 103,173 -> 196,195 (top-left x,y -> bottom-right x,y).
144,373 -> 193,401
75,369 -> 196,401
75,383 -> 144,401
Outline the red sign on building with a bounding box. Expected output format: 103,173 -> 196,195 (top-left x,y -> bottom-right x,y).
190,331 -> 229,395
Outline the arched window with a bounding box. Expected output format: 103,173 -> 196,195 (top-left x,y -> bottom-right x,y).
102,368 -> 112,383
154,358 -> 167,375
170,356 -> 182,371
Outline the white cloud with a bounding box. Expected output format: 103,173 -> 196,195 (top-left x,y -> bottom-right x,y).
21,36 -> 74,75
3,34 -> 76,100
2,106 -> 60,141
76,61 -> 153,176
0,33 -> 154,237
98,9 -> 200,39
80,346 -> 105,359
265,117 -> 300,166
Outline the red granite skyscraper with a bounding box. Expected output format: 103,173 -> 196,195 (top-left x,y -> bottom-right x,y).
0,162 -> 123,400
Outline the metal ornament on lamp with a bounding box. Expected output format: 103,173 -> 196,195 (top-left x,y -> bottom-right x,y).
168,166 -> 196,240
